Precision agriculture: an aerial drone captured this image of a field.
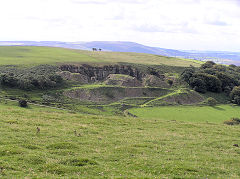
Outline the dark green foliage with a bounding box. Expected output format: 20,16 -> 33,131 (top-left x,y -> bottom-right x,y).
230,86 -> 240,105
189,77 -> 206,93
18,99 -> 28,108
0,65 -> 63,90
181,68 -> 195,83
200,61 -> 215,69
229,64 -> 237,68
167,79 -> 173,86
181,61 -> 240,97
216,72 -> 238,91
206,97 -> 217,106
224,118 -> 240,125
190,73 -> 222,93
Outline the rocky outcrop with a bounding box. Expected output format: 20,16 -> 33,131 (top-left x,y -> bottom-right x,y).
104,74 -> 142,87
59,64 -> 146,82
57,71 -> 89,84
143,75 -> 170,88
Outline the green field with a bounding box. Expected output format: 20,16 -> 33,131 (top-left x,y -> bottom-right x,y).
0,46 -> 202,67
1,102 -> 240,178
129,105 -> 240,123
1,45 -> 240,178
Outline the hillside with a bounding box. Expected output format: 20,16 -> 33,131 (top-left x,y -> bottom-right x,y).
1,41 -> 240,65
1,101 -> 240,178
1,46 -> 240,178
0,46 -> 202,67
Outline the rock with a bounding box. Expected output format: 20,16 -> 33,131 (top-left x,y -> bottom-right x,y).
104,74 -> 142,87
143,75 -> 170,88
57,71 -> 89,84
59,64 -> 144,81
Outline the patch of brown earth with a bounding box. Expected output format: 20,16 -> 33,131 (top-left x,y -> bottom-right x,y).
57,71 -> 89,84
63,87 -> 171,103
104,74 -> 142,87
143,75 -> 170,88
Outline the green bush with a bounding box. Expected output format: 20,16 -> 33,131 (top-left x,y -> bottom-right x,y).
180,61 -> 240,99
230,86 -> 240,105
19,99 -> 28,108
224,118 -> 240,125
0,65 -> 63,90
167,79 -> 173,86
206,97 -> 217,106
200,61 -> 215,69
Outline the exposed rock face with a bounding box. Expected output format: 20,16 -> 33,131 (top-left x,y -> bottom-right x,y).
143,75 -> 170,88
59,64 -> 144,82
57,71 -> 89,84
63,87 -> 170,103
104,74 -> 142,87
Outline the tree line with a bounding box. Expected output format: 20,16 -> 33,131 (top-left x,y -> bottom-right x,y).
181,61 -> 240,105
0,65 -> 63,90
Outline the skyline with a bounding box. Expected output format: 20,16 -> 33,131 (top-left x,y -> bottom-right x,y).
0,0 -> 240,51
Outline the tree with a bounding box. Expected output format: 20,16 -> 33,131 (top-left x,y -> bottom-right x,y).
216,72 -> 238,91
192,73 -> 222,92
181,68 -> 195,83
200,61 -> 215,69
189,77 -> 207,93
230,86 -> 240,105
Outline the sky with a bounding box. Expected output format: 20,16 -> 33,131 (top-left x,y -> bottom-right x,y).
0,0 -> 240,51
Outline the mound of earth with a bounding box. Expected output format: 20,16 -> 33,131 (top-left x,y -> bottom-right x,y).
147,90 -> 204,106
63,87 -> 171,103
163,90 -> 204,104
104,74 -> 142,87
143,75 -> 170,88
57,71 -> 89,84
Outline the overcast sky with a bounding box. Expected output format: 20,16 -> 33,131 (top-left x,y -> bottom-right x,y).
0,0 -> 239,51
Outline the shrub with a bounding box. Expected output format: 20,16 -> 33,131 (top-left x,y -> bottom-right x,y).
0,65 -> 63,90
19,99 -> 28,107
200,61 -> 215,69
206,97 -> 217,106
230,86 -> 240,105
181,68 -> 195,83
189,77 -> 207,93
167,79 -> 173,86
191,73 -> 222,92
224,118 -> 240,125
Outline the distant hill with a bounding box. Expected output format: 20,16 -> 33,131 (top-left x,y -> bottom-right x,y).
0,41 -> 239,65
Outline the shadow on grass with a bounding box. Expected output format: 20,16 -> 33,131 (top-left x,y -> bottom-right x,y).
211,106 -> 225,111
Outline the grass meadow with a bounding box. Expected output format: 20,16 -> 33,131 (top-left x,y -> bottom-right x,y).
1,101 -> 240,178
0,46 -> 202,67
129,105 -> 240,123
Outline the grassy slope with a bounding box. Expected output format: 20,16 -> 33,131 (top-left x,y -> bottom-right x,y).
1,102 -> 240,178
0,46 -> 202,67
129,105 -> 240,123
0,46 -> 98,66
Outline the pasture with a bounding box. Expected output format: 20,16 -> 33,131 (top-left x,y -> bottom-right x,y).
129,105 -> 240,123
1,102 -> 240,178
0,46 -> 202,67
